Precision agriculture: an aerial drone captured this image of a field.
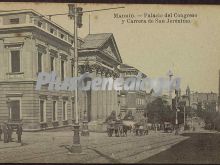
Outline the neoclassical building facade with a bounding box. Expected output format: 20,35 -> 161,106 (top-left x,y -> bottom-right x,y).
78,33 -> 122,130
0,9 -> 83,131
0,9 -> 124,131
0,9 -> 150,131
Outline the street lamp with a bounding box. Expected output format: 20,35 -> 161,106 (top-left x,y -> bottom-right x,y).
175,108 -> 180,125
167,69 -> 173,108
180,97 -> 187,128
117,100 -> 121,119
117,91 -> 121,118
68,3 -> 82,153
81,93 -> 89,136
174,89 -> 181,135
68,3 -> 125,152
81,58 -> 90,136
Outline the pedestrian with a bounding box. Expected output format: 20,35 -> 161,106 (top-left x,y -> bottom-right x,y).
7,125 -> 13,142
16,124 -> 22,143
117,112 -> 122,120
2,122 -> 8,143
175,124 -> 179,135
0,125 -> 2,141
143,113 -> 148,135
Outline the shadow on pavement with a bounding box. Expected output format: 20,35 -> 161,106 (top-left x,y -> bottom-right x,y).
139,132 -> 220,164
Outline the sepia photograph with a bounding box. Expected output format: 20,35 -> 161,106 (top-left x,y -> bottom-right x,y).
0,2 -> 219,164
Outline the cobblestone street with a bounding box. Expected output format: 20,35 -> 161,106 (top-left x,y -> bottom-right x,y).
0,127 -> 188,163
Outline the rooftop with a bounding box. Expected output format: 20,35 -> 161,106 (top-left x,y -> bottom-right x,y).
0,9 -> 83,42
81,33 -> 112,49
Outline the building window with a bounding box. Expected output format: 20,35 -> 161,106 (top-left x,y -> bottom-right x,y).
50,28 -> 54,34
136,98 -> 139,105
38,21 -> 42,27
71,40 -> 74,45
11,50 -> 20,73
9,100 -> 20,121
38,52 -> 43,72
61,60 -> 65,81
52,101 -> 57,121
10,18 -> 19,24
61,34 -> 64,39
62,101 -> 67,121
50,56 -> 55,72
40,100 -> 46,122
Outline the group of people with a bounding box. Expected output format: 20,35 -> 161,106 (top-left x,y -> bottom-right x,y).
0,122 -> 22,143
105,110 -> 149,136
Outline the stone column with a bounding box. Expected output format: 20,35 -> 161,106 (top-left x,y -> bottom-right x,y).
102,90 -> 106,120
0,39 -> 4,79
91,91 -> 97,121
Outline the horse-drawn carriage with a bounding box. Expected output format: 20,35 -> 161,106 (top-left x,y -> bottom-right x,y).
106,111 -> 148,137
133,122 -> 148,136
164,122 -> 173,133
106,119 -> 148,137
106,120 -> 131,137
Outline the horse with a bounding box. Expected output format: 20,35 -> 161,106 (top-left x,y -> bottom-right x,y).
121,120 -> 136,136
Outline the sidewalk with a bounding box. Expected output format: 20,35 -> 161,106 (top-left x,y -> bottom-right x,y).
0,140 -> 21,150
0,129 -> 189,163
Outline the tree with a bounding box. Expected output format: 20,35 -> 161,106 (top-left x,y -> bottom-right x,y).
145,97 -> 175,124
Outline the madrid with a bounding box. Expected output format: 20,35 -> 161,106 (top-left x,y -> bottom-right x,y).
114,13 -> 135,18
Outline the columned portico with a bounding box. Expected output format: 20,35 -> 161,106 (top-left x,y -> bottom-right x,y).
78,33 -> 122,131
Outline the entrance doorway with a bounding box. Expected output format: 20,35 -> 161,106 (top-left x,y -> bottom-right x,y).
9,100 -> 20,121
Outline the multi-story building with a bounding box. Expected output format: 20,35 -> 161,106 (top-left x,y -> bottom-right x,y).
190,92 -> 218,111
118,64 -> 147,120
0,9 -> 84,131
0,9 -> 145,131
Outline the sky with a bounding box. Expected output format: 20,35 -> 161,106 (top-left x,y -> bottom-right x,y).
0,3 -> 219,94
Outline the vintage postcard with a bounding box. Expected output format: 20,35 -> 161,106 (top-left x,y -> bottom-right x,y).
0,2 -> 219,164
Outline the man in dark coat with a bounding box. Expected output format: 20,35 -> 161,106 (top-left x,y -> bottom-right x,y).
7,125 -> 13,142
2,122 -> 8,143
0,125 -> 2,141
16,124 -> 22,143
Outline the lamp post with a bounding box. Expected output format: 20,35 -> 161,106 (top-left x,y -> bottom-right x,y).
67,3 -> 125,152
175,92 -> 178,125
181,98 -> 187,129
184,105 -> 186,126
117,100 -> 121,119
167,69 -> 173,108
81,94 -> 89,136
175,108 -> 180,125
117,91 -> 121,118
81,58 -> 90,136
175,90 -> 180,135
69,3 -> 81,153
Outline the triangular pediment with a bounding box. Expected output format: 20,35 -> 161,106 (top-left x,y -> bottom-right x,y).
103,45 -> 115,59
100,35 -> 122,63
80,33 -> 122,64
